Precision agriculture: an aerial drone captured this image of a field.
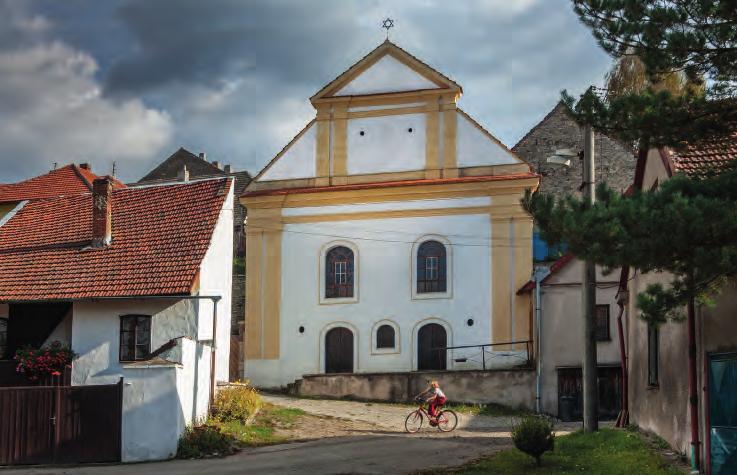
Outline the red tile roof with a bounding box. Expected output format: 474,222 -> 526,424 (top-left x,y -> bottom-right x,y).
0,164 -> 125,203
517,252 -> 575,294
0,178 -> 232,301
667,132 -> 737,178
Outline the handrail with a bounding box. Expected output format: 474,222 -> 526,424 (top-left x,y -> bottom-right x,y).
430,340 -> 533,370
434,340 -> 533,351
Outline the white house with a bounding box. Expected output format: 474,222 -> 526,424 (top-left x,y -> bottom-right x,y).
519,254 -> 623,420
0,174 -> 233,462
241,40 -> 539,388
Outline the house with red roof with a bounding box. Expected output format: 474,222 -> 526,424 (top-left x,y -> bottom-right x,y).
619,137 -> 737,473
0,171 -> 234,462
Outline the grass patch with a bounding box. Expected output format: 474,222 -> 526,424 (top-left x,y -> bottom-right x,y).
213,404 -> 306,447
435,428 -> 682,474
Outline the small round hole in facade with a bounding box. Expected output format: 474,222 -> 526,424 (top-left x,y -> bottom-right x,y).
466,318 -> 474,327
298,326 -> 305,334
408,127 -> 413,133
359,130 -> 365,136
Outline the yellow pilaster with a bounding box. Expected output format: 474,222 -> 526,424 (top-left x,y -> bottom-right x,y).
425,100 -> 441,179
244,208 -> 283,360
332,105 -> 348,185
315,107 -> 331,187
441,95 -> 458,178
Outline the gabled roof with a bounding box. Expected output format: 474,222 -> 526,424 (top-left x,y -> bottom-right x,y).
0,178 -> 232,301
0,164 -> 125,204
517,253 -> 575,294
311,40 -> 461,102
139,148 -> 226,183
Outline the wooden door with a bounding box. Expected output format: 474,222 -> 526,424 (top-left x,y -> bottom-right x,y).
325,327 -> 353,374
418,323 -> 447,371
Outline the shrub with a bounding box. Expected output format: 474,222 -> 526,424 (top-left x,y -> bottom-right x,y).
211,383 -> 262,423
176,424 -> 236,459
511,415 -> 555,466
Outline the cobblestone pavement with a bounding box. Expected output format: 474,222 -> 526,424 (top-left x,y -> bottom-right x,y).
262,393 -> 582,438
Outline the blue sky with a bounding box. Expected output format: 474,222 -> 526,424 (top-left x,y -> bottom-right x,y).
0,0 -> 612,182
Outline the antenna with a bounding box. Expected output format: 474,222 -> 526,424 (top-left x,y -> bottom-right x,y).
52,162 -> 58,170
111,161 -> 117,177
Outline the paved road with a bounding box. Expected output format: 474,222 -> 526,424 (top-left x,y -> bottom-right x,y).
4,435 -> 505,475
4,395 -> 577,475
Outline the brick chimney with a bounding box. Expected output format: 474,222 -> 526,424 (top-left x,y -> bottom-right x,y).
212,160 -> 221,170
79,163 -> 91,170
92,178 -> 112,247
198,152 -> 207,161
177,164 -> 189,182
223,164 -> 232,174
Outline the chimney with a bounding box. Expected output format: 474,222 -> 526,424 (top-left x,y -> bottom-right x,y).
177,164 -> 189,182
92,178 -> 112,248
223,164 -> 232,174
79,163 -> 91,171
199,152 -> 207,161
212,160 -> 221,170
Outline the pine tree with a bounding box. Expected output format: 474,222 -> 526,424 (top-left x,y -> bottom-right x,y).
564,0 -> 737,148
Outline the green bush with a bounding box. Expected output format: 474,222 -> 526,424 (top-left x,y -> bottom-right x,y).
511,415 -> 555,466
211,383 -> 262,423
176,424 -> 236,459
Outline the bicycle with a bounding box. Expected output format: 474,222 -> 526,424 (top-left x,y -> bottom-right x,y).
404,398 -> 458,433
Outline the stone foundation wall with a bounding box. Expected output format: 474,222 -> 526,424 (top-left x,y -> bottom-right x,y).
292,369 -> 535,410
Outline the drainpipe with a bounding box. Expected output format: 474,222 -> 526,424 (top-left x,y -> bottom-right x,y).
533,266 -> 546,414
687,296 -> 701,472
615,266 -> 630,428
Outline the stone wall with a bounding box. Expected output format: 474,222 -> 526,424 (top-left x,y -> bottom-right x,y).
513,103 -> 635,199
291,369 -> 535,409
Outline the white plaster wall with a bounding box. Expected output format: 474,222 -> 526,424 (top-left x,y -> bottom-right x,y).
538,259 -> 622,416
197,181 -> 234,383
70,299 -> 207,462
456,112 -> 520,167
121,366 -> 182,462
246,209 -> 495,387
335,55 -> 438,96
347,113 -> 426,175
260,123 -> 316,181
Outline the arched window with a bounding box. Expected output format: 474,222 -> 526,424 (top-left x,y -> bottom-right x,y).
325,246 -> 354,299
376,324 -> 395,349
417,240 -> 447,293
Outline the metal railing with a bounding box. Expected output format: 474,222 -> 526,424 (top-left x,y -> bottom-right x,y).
433,340 -> 533,370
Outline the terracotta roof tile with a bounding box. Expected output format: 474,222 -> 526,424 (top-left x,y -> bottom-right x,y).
0,178 -> 231,301
669,132 -> 737,178
0,164 -> 125,203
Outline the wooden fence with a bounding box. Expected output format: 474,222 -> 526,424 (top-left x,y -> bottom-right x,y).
0,379 -> 122,465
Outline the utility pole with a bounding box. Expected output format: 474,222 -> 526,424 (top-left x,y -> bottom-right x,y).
582,124 -> 599,432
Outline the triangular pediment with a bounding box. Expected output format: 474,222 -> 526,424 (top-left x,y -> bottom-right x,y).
311,40 -> 461,102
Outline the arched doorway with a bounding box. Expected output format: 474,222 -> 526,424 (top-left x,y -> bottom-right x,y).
417,323 -> 447,370
325,327 -> 354,373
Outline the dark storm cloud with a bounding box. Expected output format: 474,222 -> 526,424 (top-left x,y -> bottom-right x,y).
0,0 -> 613,182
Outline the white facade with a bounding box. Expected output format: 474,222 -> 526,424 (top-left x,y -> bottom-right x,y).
536,258 -> 622,417
243,41 -> 536,390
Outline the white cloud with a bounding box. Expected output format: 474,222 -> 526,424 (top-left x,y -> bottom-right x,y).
0,34 -> 172,181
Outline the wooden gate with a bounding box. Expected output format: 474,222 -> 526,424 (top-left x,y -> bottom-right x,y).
0,379 -> 122,465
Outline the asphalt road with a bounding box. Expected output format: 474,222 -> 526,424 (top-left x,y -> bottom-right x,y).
1,434 -> 506,475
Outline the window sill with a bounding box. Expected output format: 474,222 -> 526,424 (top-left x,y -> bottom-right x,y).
411,291 -> 452,300
319,296 -> 358,305
371,348 -> 400,355
646,384 -> 659,391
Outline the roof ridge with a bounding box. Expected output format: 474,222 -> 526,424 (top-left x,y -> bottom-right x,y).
70,164 -> 94,191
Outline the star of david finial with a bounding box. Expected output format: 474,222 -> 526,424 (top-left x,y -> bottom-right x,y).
381,18 -> 395,39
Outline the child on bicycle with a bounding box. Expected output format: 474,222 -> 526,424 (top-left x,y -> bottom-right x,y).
416,380 -> 446,424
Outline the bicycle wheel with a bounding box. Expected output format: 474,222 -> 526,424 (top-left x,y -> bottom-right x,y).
436,410 -> 458,432
405,410 -> 424,433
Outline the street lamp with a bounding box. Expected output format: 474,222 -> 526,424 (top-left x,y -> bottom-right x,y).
545,127 -> 599,433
